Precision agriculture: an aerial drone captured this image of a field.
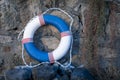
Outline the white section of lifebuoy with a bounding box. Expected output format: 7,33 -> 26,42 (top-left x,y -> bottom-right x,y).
23,16 -> 40,39
22,14 -> 72,63
51,35 -> 72,60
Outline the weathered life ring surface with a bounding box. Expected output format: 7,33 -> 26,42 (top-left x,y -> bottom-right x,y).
22,14 -> 72,63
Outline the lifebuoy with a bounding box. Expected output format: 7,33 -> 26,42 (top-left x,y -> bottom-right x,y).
22,14 -> 72,63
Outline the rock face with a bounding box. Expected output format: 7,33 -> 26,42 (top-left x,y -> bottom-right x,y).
71,68 -> 95,80
0,0 -> 120,80
0,35 -> 12,44
32,64 -> 57,80
0,76 -> 5,80
5,68 -> 33,80
4,65 -> 94,80
41,37 -> 59,50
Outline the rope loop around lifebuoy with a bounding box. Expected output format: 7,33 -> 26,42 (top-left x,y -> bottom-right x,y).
17,8 -> 74,69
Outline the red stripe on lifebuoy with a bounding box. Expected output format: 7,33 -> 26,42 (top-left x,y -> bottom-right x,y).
48,52 -> 54,63
22,38 -> 33,44
39,15 -> 45,26
61,31 -> 72,37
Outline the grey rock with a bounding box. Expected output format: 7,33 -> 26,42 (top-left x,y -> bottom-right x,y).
32,64 -> 58,80
0,58 -> 4,67
0,35 -> 12,44
5,68 -> 33,80
71,68 -> 95,80
41,37 -> 59,50
60,75 -> 69,80
54,66 -> 71,80
0,0 -> 120,79
0,76 -> 5,80
66,0 -> 79,8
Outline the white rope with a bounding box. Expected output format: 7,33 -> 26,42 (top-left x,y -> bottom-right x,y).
4,72 -> 7,80
42,8 -> 74,69
22,44 -> 29,66
21,44 -> 49,68
17,29 -> 24,41
17,8 -> 74,69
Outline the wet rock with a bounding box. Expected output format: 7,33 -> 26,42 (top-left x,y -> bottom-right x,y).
0,76 -> 5,80
60,75 -> 69,80
54,66 -> 71,80
0,58 -> 4,67
0,35 -> 12,44
56,75 -> 69,80
5,68 -> 33,80
32,64 -> 58,80
71,68 -> 95,80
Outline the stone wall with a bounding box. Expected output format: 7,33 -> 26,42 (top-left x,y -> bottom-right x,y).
0,0 -> 120,80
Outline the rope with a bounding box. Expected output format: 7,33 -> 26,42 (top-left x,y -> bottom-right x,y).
17,8 -> 74,69
21,44 -> 29,66
42,8 -> 74,31
43,8 -> 74,69
4,72 -> 7,80
17,29 -> 24,41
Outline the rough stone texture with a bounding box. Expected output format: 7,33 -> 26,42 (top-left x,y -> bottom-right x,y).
41,37 -> 59,50
71,68 -> 95,80
5,68 -> 33,80
2,66 -> 95,80
0,76 -> 5,80
80,1 -> 120,80
55,66 -> 71,80
0,58 -> 4,67
0,0 -> 120,80
0,35 -> 12,44
32,64 -> 57,80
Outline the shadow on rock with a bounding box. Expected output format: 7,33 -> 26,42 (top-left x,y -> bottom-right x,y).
5,68 -> 33,80
32,64 -> 58,80
71,67 -> 95,80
